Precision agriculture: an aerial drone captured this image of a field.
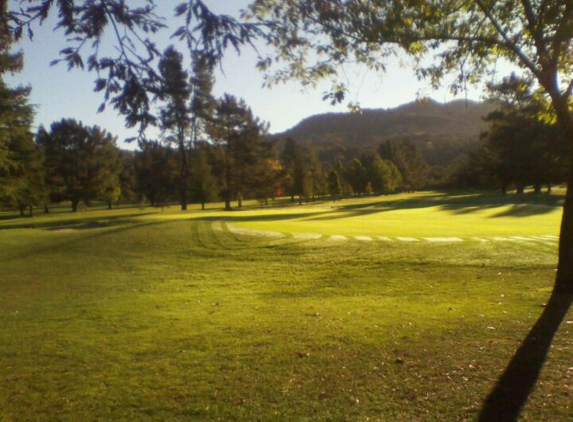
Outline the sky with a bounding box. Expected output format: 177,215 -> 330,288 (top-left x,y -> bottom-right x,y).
8,0 -> 487,150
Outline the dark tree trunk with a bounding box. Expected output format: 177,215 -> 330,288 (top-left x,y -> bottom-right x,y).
224,198 -> 232,211
72,199 -> 79,212
553,94 -> 573,295
29,205 -> 33,217
19,206 -> 25,217
108,200 -> 112,210
547,183 -> 552,194
201,202 -> 205,210
178,131 -> 189,211
555,173 -> 573,294
516,184 -> 525,195
501,184 -> 507,195
534,184 -> 541,194
44,204 -> 49,213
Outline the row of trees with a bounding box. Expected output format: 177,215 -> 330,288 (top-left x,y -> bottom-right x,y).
449,75 -> 569,195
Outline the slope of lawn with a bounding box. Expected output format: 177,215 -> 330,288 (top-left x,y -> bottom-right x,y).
1,191 -> 572,421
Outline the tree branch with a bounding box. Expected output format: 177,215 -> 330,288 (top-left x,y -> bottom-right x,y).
475,0 -> 541,78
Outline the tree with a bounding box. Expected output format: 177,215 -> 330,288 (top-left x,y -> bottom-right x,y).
190,144 -> 218,210
0,2 -> 41,215
367,155 -> 403,194
117,150 -> 138,206
158,46 -> 193,211
280,138 -> 307,203
134,140 -> 177,208
378,140 -> 427,190
37,119 -> 122,212
344,157 -> 368,196
247,0 -> 573,294
210,94 -> 273,210
190,51 -> 217,148
8,1 -> 265,134
482,75 -> 568,194
327,170 -> 342,201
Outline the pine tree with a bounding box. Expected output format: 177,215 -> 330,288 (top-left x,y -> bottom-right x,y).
158,46 -> 192,211
210,94 -> 272,210
0,3 -> 39,214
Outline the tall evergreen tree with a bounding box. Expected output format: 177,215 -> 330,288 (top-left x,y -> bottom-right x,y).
280,138 -> 306,203
158,46 -> 192,211
37,119 -> 122,212
210,94 -> 273,210
0,3 -> 39,214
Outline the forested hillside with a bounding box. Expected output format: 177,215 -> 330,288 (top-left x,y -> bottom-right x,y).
277,99 -> 498,166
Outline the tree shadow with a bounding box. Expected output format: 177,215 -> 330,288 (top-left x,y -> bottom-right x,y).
477,292 -> 573,422
0,212 -> 158,231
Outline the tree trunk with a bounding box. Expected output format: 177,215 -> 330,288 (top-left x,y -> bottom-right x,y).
547,183 -> 552,194
108,200 -> 112,210
29,205 -> 33,217
552,94 -> 573,295
72,199 -> 79,212
224,198 -> 232,211
534,184 -> 541,194
516,184 -> 525,195
201,202 -> 205,211
555,176 -> 573,294
19,206 -> 25,217
44,204 -> 49,213
178,130 -> 189,211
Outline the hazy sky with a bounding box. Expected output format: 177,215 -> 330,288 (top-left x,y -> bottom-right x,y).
9,0 -> 487,149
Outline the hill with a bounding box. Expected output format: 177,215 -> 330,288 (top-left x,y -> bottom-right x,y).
275,99 -> 498,166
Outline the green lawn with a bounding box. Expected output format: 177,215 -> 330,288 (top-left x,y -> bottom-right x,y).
1,192 -> 572,421
220,191 -> 563,238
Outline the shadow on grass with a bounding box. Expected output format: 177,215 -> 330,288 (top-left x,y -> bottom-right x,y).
303,191 -> 561,221
0,212 -> 158,231
478,291 -> 573,422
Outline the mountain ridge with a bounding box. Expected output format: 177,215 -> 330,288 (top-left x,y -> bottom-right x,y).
273,99 -> 498,166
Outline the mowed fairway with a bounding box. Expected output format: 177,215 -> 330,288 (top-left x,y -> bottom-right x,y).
219,191 -> 562,239
1,192 -> 572,421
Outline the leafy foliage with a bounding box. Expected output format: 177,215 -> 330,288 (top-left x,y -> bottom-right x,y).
8,0 -> 265,133
37,119 -> 122,212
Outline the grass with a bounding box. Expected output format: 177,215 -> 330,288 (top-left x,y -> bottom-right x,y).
1,191 -> 572,421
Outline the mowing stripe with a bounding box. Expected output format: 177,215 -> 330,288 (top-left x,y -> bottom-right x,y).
221,223 -> 558,246
227,224 -> 286,238
329,235 -> 348,241
396,237 -> 420,242
424,237 -> 463,243
293,233 -> 322,240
